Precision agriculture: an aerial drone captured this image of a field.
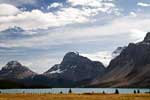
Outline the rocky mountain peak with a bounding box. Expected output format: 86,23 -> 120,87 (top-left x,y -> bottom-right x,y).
63,52 -> 79,59
61,52 -> 81,66
3,61 -> 22,70
143,32 -> 150,42
0,61 -> 37,80
44,51 -> 106,82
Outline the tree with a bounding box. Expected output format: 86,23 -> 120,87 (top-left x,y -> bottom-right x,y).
137,90 -> 140,94
134,90 -> 136,94
102,91 -> 105,94
60,91 -> 63,94
115,89 -> 119,94
68,88 -> 72,94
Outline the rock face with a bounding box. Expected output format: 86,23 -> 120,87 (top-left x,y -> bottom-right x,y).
0,61 -> 36,80
90,32 -> 150,88
112,46 -> 126,58
44,52 -> 106,83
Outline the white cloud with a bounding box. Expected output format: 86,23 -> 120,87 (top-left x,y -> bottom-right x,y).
48,2 -> 63,9
0,0 -> 38,6
68,0 -> 103,7
129,29 -> 147,42
137,2 -> 150,7
1,14 -> 150,49
0,3 -> 20,16
129,12 -> 137,17
68,0 -> 116,7
0,7 -> 89,31
68,0 -> 119,15
0,0 -> 120,31
81,51 -> 113,66
21,57 -> 61,74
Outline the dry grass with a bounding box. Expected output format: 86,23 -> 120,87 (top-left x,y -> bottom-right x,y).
0,93 -> 150,100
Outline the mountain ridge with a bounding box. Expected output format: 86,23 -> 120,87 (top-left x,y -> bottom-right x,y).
0,52 -> 106,88
89,32 -> 150,88
0,32 -> 150,88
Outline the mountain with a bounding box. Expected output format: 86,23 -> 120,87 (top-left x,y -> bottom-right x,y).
0,52 -> 106,88
24,52 -> 106,88
0,26 -> 25,39
0,61 -> 36,80
1,32 -> 150,88
2,26 -> 24,33
0,61 -> 38,88
90,32 -> 150,88
0,26 -> 37,40
44,52 -> 106,85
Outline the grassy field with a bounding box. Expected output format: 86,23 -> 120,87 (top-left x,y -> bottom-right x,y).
0,93 -> 150,100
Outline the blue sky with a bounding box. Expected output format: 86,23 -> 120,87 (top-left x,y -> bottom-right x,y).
0,0 -> 150,73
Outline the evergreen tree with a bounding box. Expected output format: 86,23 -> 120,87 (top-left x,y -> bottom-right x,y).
60,91 -> 63,94
133,90 -> 136,94
115,89 -> 119,94
102,91 -> 105,94
69,88 -> 72,94
137,90 -> 140,94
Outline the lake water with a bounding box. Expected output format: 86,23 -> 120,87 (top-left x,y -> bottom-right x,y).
0,88 -> 150,94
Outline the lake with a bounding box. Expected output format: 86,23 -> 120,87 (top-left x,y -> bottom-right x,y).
0,88 -> 150,94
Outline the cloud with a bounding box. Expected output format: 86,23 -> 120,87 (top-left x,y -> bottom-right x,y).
0,3 -> 119,31
0,7 -> 89,31
0,0 -> 120,31
81,51 -> 113,66
129,29 -> 147,42
0,0 -> 38,6
68,0 -> 103,7
1,14 -> 150,49
0,3 -> 21,16
68,0 -> 120,15
21,56 -> 61,74
129,12 -> 137,17
47,2 -> 63,9
1,14 -> 150,73
137,2 -> 150,7
68,0 -> 115,7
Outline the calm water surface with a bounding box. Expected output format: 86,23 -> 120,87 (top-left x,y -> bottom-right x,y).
0,88 -> 150,94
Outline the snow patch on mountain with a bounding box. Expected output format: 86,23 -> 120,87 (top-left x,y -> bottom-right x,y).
49,69 -> 64,74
